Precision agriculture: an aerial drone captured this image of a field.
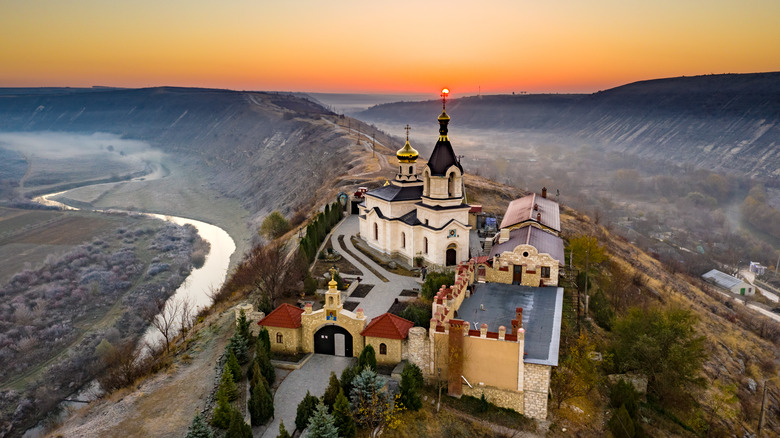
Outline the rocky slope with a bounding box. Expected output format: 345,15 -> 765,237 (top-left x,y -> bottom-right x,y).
358,72 -> 780,180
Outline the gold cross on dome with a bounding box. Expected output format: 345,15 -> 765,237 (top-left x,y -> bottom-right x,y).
404,124 -> 411,141
329,265 -> 337,281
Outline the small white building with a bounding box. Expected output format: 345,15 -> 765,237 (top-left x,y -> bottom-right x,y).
749,262 -> 767,276
702,269 -> 755,296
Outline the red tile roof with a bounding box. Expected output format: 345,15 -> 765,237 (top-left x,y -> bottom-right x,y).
361,313 -> 415,340
258,303 -> 304,329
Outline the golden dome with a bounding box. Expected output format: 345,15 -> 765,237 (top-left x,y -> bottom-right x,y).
437,110 -> 450,122
396,139 -> 419,163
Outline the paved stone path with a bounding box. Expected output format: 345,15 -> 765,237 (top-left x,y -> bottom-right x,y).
261,216 -> 419,437
260,355 -> 354,438
330,215 -> 421,320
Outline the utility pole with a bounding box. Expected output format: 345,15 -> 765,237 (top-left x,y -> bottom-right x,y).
584,247 -> 590,319
437,367 -> 442,413
757,380 -> 768,436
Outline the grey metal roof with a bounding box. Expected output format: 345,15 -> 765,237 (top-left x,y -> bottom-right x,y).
457,283 -> 563,366
499,194 -> 560,232
426,138 -> 463,176
399,209 -> 421,226
365,184 -> 423,202
702,269 -> 743,289
488,226 -> 565,265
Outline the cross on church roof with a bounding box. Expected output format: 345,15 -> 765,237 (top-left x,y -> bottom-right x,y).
441,88 -> 449,110
404,124 -> 411,141
329,265 -> 337,281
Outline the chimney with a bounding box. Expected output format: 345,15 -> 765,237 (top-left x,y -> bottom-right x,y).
447,319 -> 465,397
511,307 -> 523,332
356,308 -> 364,319
541,187 -> 547,198
536,212 -> 541,222
498,228 -> 510,244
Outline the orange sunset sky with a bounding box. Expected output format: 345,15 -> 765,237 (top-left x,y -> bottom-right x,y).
1,0 -> 779,94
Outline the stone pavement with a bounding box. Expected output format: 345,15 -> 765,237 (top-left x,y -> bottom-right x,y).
260,355 -> 354,438
330,215 -> 422,320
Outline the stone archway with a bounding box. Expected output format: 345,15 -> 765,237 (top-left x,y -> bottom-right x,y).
314,324 -> 354,357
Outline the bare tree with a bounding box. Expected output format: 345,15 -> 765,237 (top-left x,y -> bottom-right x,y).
250,241 -> 306,308
178,295 -> 193,339
149,297 -> 181,353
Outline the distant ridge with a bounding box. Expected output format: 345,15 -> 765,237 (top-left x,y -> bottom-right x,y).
0,87 -> 349,223
358,72 -> 780,179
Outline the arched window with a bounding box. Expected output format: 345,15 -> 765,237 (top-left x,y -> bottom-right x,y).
424,237 -> 428,254
408,165 -> 413,174
379,343 -> 387,355
401,232 -> 406,248
448,172 -> 455,197
374,223 -> 379,241
276,333 -> 283,343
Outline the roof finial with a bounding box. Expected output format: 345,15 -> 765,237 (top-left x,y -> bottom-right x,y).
404,124 -> 411,141
441,88 -> 449,111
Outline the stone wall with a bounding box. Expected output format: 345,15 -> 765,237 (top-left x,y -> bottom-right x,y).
365,336 -> 403,364
407,327 -> 431,376
267,326 -> 301,354
523,363 -> 551,420
463,385 -> 524,414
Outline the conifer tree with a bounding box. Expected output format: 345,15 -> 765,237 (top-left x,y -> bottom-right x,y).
399,362 -> 424,411
186,413 -> 214,438
226,408 -> 252,438
255,340 -> 276,387
340,364 -> 359,399
357,344 -> 377,370
295,390 -> 319,432
306,403 -> 339,438
248,376 -> 274,426
322,371 -> 341,410
218,365 -> 239,401
211,390 -> 232,429
227,330 -> 249,363
332,389 -> 356,438
350,368 -> 392,430
276,420 -> 292,438
258,327 -> 271,356
237,309 -> 252,341
226,349 -> 242,382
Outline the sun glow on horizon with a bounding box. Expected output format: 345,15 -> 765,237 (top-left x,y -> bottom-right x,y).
1,0 -> 778,93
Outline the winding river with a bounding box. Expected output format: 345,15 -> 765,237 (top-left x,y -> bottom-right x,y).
22,178 -> 236,437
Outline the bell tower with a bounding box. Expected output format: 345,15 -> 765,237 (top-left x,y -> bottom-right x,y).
324,266 -> 342,321
395,124 -> 422,186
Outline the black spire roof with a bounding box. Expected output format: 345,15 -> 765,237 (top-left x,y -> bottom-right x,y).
426,91 -> 463,176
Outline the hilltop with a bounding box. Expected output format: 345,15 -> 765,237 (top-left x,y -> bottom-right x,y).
359,72 -> 780,179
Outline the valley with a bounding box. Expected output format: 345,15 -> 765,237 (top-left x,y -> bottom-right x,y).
0,76 -> 778,436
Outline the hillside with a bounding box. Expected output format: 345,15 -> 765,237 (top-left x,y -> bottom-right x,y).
358,72 -> 780,179
0,87 -> 404,248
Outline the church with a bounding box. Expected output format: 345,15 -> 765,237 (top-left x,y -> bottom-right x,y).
358,90 -> 471,266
